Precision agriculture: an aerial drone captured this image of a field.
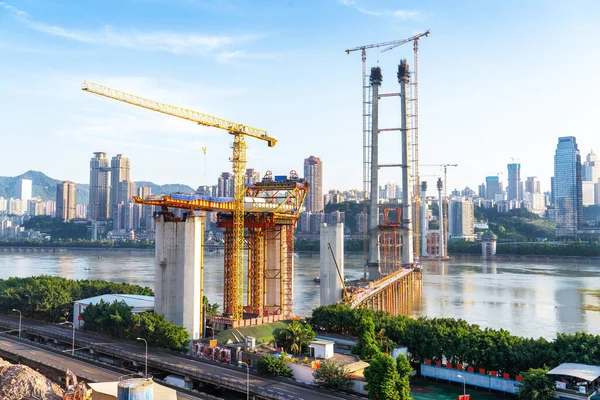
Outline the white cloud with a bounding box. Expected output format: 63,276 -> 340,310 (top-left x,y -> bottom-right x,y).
338,0 -> 420,19
0,1 -> 263,57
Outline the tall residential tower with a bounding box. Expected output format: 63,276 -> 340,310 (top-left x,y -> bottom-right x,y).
304,156 -> 323,212
88,152 -> 111,221
56,181 -> 77,221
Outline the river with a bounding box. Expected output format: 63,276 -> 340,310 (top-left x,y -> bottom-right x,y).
2,250 -> 600,339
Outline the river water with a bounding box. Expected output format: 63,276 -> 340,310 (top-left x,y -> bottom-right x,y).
2,250 -> 600,339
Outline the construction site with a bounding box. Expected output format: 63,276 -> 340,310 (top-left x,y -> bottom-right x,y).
76,30 -> 457,339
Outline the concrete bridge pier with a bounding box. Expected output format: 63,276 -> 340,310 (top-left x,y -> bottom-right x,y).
154,211 -> 204,341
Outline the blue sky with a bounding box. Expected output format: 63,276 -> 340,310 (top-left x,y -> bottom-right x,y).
1,0 -> 600,194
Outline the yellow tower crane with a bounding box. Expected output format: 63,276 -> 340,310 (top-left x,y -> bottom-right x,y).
81,81 -> 277,321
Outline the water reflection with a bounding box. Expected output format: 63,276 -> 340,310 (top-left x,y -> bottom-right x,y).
2,252 -> 600,338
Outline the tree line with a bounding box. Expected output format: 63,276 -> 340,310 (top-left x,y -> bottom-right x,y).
81,300 -> 189,351
0,275 -> 153,322
309,304 -> 600,376
449,239 -> 600,257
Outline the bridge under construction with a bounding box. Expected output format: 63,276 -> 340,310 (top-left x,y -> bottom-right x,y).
82,32 -> 430,338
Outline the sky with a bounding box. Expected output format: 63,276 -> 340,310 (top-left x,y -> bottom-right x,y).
1,0 -> 600,194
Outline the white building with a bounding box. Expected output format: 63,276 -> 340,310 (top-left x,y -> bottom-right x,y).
583,181 -> 595,206
17,179 -> 32,202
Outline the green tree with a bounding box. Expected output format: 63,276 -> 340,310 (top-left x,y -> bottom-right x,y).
203,296 -> 219,319
255,355 -> 293,378
313,359 -> 353,391
396,354 -> 413,400
519,368 -> 555,399
82,300 -> 189,352
276,322 -> 315,356
364,353 -> 402,400
352,317 -> 381,361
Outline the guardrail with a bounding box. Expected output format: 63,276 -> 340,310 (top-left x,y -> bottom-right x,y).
0,319 -> 301,400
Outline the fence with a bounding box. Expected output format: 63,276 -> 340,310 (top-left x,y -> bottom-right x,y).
421,363 -> 521,395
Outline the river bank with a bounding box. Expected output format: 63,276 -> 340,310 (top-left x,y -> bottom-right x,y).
0,246 -> 153,253
450,253 -> 600,263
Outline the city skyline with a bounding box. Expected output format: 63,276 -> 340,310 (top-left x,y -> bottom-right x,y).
2,1 -> 600,193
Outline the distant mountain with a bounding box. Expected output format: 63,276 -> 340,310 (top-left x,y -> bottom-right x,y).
0,171 -> 195,205
0,171 -> 90,205
135,181 -> 195,196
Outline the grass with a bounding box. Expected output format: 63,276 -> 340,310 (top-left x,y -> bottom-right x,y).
411,378 -> 513,399
579,289 -> 600,295
579,289 -> 600,312
581,305 -> 600,312
214,321 -> 291,345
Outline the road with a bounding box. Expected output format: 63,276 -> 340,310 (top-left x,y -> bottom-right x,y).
0,316 -> 346,400
0,335 -> 200,400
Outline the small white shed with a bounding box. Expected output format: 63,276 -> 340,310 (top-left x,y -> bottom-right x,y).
73,294 -> 154,329
309,340 -> 335,360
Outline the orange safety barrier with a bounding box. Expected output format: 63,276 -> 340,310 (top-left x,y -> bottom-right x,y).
458,395 -> 471,400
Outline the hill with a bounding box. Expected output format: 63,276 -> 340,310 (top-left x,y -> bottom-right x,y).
135,181 -> 195,196
0,171 -> 196,205
0,171 -> 90,205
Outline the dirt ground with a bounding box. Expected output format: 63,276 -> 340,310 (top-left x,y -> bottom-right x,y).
0,357 -> 64,400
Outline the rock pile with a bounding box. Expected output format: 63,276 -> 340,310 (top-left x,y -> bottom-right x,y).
0,357 -> 64,400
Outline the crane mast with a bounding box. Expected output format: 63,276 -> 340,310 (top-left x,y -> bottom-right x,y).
82,81 -> 276,322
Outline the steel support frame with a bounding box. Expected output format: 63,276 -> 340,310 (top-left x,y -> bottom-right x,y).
282,225 -> 294,318
247,228 -> 265,317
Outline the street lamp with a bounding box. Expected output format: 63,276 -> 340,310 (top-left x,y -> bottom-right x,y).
238,360 -> 249,400
11,309 -> 21,340
60,322 -> 75,355
136,337 -> 148,378
205,326 -> 214,340
457,374 -> 466,398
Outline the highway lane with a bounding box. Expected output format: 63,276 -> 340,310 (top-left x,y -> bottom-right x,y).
0,316 -> 346,400
0,336 -> 209,400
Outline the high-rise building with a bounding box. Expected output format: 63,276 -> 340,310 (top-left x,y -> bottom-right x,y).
304,156 -> 323,213
75,204 -> 87,219
56,181 -> 77,221
45,200 -> 56,217
89,152 -> 111,221
137,186 -> 154,231
137,186 -> 152,199
110,154 -> 131,221
17,179 -> 32,202
448,197 -> 475,239
554,136 -> 582,237
507,163 -> 521,201
217,172 -> 234,197
582,181 -> 595,206
525,177 -> 541,194
478,183 -> 486,198
582,150 -> 600,182
485,176 -> 501,200
244,169 -> 261,186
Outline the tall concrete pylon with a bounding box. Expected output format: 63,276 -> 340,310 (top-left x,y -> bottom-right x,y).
398,60 -> 414,266
368,67 -> 382,280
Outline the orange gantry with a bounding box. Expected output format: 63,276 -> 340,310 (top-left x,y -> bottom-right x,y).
135,171 -> 308,328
